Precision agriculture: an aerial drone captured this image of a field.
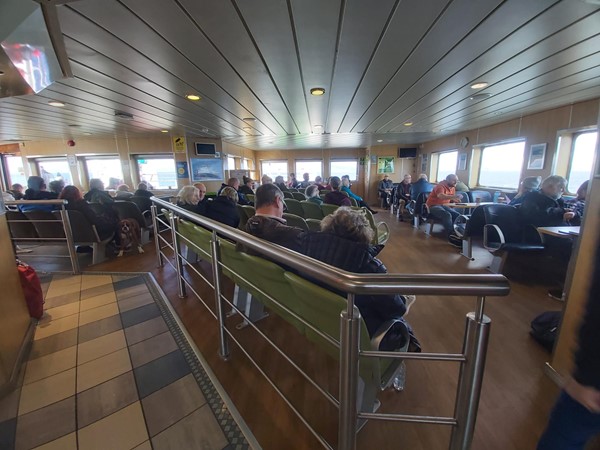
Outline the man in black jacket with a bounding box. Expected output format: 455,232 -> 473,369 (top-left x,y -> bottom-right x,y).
537,243 -> 600,449
520,175 -> 577,227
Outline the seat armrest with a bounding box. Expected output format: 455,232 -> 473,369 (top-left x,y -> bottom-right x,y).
376,221 -> 390,245
483,224 -> 505,251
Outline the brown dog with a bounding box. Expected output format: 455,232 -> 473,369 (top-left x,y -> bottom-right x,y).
117,219 -> 144,257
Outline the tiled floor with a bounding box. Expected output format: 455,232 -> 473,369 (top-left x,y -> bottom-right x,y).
0,273 -> 249,450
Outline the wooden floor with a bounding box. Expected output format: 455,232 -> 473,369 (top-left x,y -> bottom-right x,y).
83,209 -> 568,450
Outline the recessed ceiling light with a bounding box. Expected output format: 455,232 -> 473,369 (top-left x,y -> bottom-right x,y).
243,127 -> 252,131
243,117 -> 256,122
160,130 -> 168,133
115,111 -> 134,120
469,93 -> 492,100
470,82 -> 489,89
83,132 -> 92,136
0,70 -> 5,76
48,100 -> 65,107
185,94 -> 201,101
403,122 -> 413,126
310,87 -> 326,96
268,141 -> 273,144
377,139 -> 383,143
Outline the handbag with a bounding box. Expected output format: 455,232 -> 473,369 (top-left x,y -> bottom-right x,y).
16,260 -> 44,319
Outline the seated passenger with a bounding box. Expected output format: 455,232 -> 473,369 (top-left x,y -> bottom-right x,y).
302,208 -> 416,351
520,176 -> 575,227
204,187 -> 240,228
9,183 -> 24,200
288,173 -> 299,188
176,185 -> 201,213
59,185 -> 117,241
299,172 -> 311,189
274,175 -> 288,191
564,180 -> 588,226
314,176 -> 326,191
410,173 -> 433,200
378,174 -> 394,209
245,184 -> 305,253
84,179 -> 114,204
341,177 -> 377,213
48,179 -> 65,196
133,182 -> 154,198
3,191 -> 15,202
20,176 -> 58,212
305,185 -> 323,205
193,182 -> 209,214
425,174 -> 463,247
115,184 -> 134,199
324,176 -> 351,207
509,176 -> 541,206
218,177 -> 250,205
238,176 -> 254,196
261,174 -> 273,185
394,174 -> 411,213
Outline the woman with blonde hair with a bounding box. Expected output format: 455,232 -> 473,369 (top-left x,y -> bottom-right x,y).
176,185 -> 200,213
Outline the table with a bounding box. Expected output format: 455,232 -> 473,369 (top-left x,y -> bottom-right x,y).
446,202 -> 494,208
537,226 -> 580,238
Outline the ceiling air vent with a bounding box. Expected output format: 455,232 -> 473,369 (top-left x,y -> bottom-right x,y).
114,111 -> 134,120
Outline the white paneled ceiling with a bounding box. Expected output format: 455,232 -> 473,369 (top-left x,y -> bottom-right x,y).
0,0 -> 599,150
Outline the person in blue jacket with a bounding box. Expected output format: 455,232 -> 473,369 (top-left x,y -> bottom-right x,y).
341,177 -> 377,214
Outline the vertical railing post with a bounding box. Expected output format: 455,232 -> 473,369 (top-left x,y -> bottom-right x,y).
210,231 -> 230,360
151,204 -> 163,268
450,306 -> 491,450
169,212 -> 186,298
58,207 -> 80,274
338,294 -> 360,450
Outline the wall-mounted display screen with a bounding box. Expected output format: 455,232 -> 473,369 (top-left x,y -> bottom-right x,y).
195,142 -> 216,156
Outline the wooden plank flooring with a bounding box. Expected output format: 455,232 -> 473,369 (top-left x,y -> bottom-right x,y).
85,209 -> 568,450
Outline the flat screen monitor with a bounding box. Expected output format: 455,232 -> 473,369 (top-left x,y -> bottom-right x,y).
195,142 -> 216,156
398,147 -> 417,158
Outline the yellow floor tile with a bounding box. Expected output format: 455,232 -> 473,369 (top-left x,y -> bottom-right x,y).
78,303 -> 120,327
77,348 -> 132,393
39,302 -> 80,324
78,402 -> 148,450
132,441 -> 152,450
47,276 -> 81,288
19,368 -> 76,416
32,432 -> 77,450
77,330 -> 127,365
79,292 -> 117,312
24,346 -> 77,385
34,315 -> 80,341
45,282 -> 82,300
80,275 -> 113,290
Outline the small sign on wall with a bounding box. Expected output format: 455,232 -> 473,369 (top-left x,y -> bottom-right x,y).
173,136 -> 186,153
176,161 -> 189,178
67,154 -> 77,167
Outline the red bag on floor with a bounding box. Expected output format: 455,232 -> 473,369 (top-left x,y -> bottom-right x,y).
17,261 -> 44,319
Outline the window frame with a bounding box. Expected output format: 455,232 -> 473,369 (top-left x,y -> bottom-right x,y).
260,160 -> 289,181
133,154 -> 177,190
329,159 -> 359,181
434,150 -> 458,183
566,130 -> 597,194
476,140 -> 526,190
82,155 -> 124,189
294,159 -> 323,180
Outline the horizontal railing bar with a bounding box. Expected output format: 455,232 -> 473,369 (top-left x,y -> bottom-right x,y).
358,412 -> 457,425
151,198 -> 510,297
360,351 -> 466,362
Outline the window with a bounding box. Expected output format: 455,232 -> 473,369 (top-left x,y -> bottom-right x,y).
435,151 -> 458,182
36,158 -> 72,186
295,160 -> 322,180
227,156 -> 236,170
5,155 -> 27,187
567,131 -> 597,193
330,160 -> 358,180
85,156 -> 124,189
261,160 -> 288,180
478,141 -> 525,189
242,158 -> 251,170
135,155 -> 176,189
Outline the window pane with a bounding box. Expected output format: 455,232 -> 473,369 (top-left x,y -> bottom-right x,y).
261,161 -> 288,181
136,157 -> 176,189
37,159 -> 72,186
227,156 -> 236,170
330,160 -> 358,180
436,151 -> 458,182
479,141 -> 525,188
5,155 -> 27,187
295,160 -> 322,180
85,157 -> 123,189
568,131 -> 597,193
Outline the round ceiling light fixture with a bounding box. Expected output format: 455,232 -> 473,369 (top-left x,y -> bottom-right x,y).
470,82 -> 489,89
185,94 -> 201,101
310,87 -> 326,96
403,122 -> 413,126
377,139 -> 383,143
48,100 -> 65,107
160,130 -> 169,133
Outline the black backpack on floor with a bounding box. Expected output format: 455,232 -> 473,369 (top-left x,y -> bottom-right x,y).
530,311 -> 562,352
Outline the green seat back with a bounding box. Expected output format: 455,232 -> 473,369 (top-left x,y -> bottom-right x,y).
241,205 -> 256,219
306,218 -> 322,231
348,197 -> 358,207
283,198 -> 304,217
246,194 -> 255,204
282,213 -> 308,231
177,220 -> 213,261
320,203 -> 339,217
236,204 -> 249,230
362,208 -> 389,245
300,201 -> 324,220
283,191 -> 294,199
292,192 -> 306,201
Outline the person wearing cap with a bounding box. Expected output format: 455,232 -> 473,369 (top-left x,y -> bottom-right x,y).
20,176 -> 58,212
238,176 -> 255,196
509,176 -> 541,206
378,174 -> 394,209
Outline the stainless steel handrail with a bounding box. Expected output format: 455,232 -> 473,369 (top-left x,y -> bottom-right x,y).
150,197 -> 510,450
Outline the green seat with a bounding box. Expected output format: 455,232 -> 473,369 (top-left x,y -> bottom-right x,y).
306,218 -> 322,231
320,203 -> 339,217
348,197 -> 358,207
292,192 -> 306,201
282,213 -> 308,231
241,205 -> 256,219
177,220 -> 213,262
283,191 -> 294,199
236,204 -> 249,230
300,201 -> 324,220
246,194 -> 255,204
284,272 -> 405,412
362,208 -> 390,245
283,198 -> 304,217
